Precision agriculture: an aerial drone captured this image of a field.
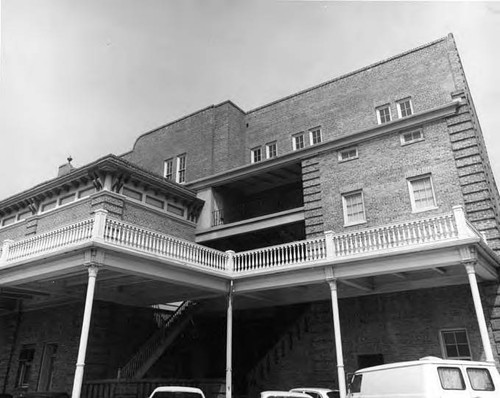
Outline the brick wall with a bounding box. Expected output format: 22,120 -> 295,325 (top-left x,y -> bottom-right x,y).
0,302 -> 158,396
249,285 -> 490,393
121,36 -> 461,184
317,120 -> 463,234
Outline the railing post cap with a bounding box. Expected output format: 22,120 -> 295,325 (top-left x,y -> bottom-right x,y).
452,205 -> 465,211
324,230 -> 334,236
225,250 -> 235,255
3,239 -> 14,244
94,208 -> 109,215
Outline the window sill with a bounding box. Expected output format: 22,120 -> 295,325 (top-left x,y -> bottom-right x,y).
401,138 -> 424,146
411,206 -> 438,214
338,156 -> 359,163
344,220 -> 367,227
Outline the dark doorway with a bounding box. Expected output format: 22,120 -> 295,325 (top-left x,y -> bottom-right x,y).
357,354 -> 384,369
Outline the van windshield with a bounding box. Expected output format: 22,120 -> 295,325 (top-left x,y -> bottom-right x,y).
349,375 -> 362,394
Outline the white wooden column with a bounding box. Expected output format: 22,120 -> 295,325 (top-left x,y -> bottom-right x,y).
327,278 -> 346,398
464,262 -> 495,362
226,281 -> 234,398
71,265 -> 99,398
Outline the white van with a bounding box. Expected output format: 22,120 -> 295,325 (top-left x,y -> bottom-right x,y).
148,386 -> 206,398
347,356 -> 500,398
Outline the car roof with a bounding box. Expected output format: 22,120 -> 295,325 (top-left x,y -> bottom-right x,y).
290,388 -> 336,393
355,356 -> 497,374
261,391 -> 313,398
151,387 -> 204,395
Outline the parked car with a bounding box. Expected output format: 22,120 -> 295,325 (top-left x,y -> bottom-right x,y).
261,391 -> 313,398
148,386 -> 206,398
346,356 -> 500,398
290,388 -> 339,398
290,387 -> 340,398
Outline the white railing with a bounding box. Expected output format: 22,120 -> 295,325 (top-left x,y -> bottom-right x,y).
332,213 -> 458,257
0,207 -> 480,275
6,218 -> 94,262
103,218 -> 228,271
233,236 -> 327,272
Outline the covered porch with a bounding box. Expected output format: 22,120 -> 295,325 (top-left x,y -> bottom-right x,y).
0,205 -> 499,398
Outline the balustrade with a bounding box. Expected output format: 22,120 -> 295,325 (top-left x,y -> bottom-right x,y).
0,210 -> 477,275
103,219 -> 228,271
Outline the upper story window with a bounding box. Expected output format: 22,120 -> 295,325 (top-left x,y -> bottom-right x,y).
266,142 -> 277,159
309,128 -> 322,145
251,147 -> 262,163
397,98 -> 413,118
342,190 -> 366,226
177,154 -> 186,183
400,129 -> 424,146
338,146 -> 358,162
164,158 -> 173,180
292,133 -> 305,151
408,174 -> 437,212
440,329 -> 471,360
376,105 -> 392,124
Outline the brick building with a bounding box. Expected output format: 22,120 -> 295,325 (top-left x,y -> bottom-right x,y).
1,34 -> 500,398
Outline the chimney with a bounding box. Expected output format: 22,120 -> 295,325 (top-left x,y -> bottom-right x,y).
58,156 -> 75,177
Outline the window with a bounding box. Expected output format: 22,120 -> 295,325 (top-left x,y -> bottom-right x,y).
400,129 -> 423,145
467,368 -> 495,391
18,211 -> 32,221
397,98 -> 413,118
164,159 -> 173,180
251,147 -> 262,163
16,346 -> 35,387
78,186 -> 95,199
349,374 -> 362,394
309,128 -> 322,145
408,175 -> 437,212
177,154 -> 186,183
41,200 -> 57,213
376,105 -> 391,124
59,193 -> 76,206
339,147 -> 358,162
167,203 -> 184,217
342,191 -> 366,225
438,367 -> 466,390
292,133 -> 305,150
2,215 -> 16,226
440,329 -> 471,360
266,142 -> 277,159
145,195 -> 165,209
122,187 -> 143,201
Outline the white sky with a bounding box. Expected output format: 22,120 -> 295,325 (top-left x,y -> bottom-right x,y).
0,1 -> 499,200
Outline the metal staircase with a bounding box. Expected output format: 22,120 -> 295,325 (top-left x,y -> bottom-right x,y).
120,300 -> 198,379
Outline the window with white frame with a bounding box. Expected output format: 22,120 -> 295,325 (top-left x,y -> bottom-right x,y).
342,191 -> 366,225
338,147 -> 358,162
440,329 -> 472,360
408,175 -> 437,212
176,154 -> 186,183
400,129 -> 423,145
266,142 -> 277,159
309,128 -> 322,145
251,146 -> 262,163
376,105 -> 392,124
397,98 -> 413,118
164,158 -> 173,180
292,133 -> 305,151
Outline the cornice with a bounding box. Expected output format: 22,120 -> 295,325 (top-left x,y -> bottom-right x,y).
187,100 -> 461,190
0,155 -> 201,215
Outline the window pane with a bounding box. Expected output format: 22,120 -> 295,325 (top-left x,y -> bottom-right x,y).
467,368 -> 495,391
344,192 -> 365,223
411,177 -> 435,209
438,367 -> 465,390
